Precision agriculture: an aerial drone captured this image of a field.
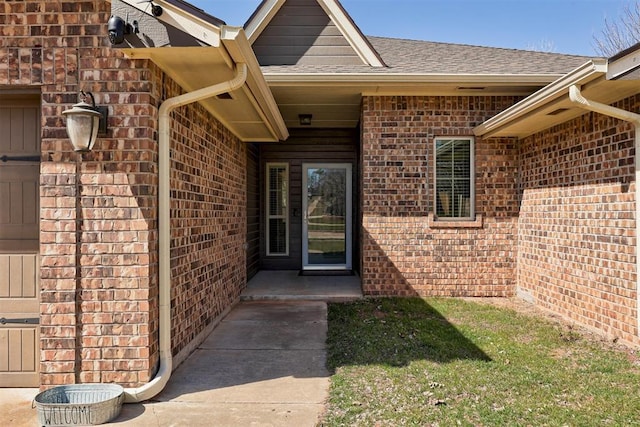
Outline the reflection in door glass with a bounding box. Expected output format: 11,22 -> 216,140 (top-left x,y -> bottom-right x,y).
306,168 -> 346,265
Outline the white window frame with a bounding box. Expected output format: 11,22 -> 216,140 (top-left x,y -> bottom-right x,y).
266,162 -> 289,256
433,136 -> 475,221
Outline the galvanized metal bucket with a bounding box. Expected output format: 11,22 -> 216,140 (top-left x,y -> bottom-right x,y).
34,384 -> 124,426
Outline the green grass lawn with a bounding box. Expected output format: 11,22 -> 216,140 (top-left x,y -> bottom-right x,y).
321,298 -> 640,426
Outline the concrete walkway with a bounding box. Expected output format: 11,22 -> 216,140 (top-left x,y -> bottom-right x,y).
2,272 -> 360,426
114,300 -> 330,426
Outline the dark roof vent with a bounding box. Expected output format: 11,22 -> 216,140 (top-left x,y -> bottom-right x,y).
547,108 -> 570,116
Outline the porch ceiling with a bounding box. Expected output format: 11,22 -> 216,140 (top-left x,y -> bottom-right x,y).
123,46 -> 284,142
265,74 -> 562,129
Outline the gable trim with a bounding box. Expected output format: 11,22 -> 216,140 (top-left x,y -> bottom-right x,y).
245,0 -> 286,45
315,0 -> 385,67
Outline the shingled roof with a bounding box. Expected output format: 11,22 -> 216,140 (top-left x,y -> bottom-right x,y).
260,36 -> 595,76
369,37 -> 594,74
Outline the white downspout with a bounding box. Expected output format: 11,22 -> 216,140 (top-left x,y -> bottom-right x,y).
124,63 -> 248,403
568,84 -> 640,337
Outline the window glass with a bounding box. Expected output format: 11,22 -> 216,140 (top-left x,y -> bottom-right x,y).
266,163 -> 288,255
435,137 -> 474,219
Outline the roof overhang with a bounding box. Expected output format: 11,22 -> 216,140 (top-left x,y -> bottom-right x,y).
112,0 -> 225,46
116,1 -> 288,142
264,72 -> 566,129
473,59 -> 640,138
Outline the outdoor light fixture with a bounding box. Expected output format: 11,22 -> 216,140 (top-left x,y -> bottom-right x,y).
62,91 -> 107,151
299,114 -> 312,126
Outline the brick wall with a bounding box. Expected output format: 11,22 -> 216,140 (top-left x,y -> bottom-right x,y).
2,1 -> 251,388
165,76 -> 248,357
518,95 -> 639,345
0,1 -> 161,387
361,96 -> 520,296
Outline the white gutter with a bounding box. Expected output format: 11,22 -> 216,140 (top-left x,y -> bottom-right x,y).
568,84 -> 640,338
264,73 -> 565,85
474,60 -> 607,137
124,62 -> 248,403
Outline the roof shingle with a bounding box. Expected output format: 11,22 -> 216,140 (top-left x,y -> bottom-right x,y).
260,36 -> 596,76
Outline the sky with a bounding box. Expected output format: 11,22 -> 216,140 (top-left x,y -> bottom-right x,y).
186,0 -> 631,56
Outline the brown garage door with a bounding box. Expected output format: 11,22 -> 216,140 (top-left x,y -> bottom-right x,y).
0,95 -> 41,387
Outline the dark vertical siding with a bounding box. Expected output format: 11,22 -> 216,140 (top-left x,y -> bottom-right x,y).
246,143 -> 260,280
260,128 -> 359,271
252,0 -> 363,66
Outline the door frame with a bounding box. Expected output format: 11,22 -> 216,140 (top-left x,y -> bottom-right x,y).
302,163 -> 352,270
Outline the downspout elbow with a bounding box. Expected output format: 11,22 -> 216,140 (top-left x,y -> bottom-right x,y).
124,63 -> 248,403
569,85 -> 640,125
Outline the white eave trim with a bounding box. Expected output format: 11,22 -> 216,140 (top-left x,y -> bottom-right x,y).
474,59 -> 608,137
118,0 -> 222,46
221,26 -> 289,141
608,44 -> 640,80
263,73 -> 566,86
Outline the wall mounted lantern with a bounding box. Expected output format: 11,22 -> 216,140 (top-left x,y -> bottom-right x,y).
62,91 -> 107,151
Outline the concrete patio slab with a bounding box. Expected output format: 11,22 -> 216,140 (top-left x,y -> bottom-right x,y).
159,349 -> 329,403
113,402 -> 326,427
114,300 -> 330,426
223,300 -> 328,322
2,298 -> 333,427
242,270 -> 362,301
0,388 -> 38,427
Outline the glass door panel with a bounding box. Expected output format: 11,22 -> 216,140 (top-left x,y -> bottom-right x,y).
302,164 -> 352,270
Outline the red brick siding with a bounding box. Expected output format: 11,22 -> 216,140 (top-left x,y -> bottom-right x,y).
361,96 -> 520,296
3,1 -> 251,387
165,76 -> 248,357
2,0 -> 159,388
518,95 -> 639,345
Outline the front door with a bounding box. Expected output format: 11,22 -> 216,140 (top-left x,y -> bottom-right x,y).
302,163 -> 352,270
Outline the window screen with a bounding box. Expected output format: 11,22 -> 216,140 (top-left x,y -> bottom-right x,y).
266,163 -> 288,255
434,137 -> 474,219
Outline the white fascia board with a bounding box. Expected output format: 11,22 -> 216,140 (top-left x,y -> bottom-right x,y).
245,0 -> 286,44
263,73 -> 565,86
118,0 -> 221,46
221,26 -> 289,141
608,48 -> 640,80
316,0 -> 385,67
474,59 -> 608,137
